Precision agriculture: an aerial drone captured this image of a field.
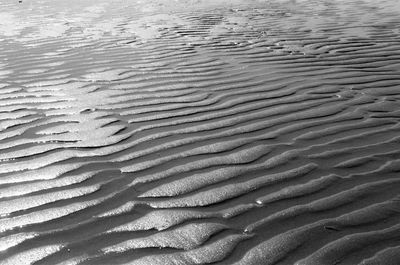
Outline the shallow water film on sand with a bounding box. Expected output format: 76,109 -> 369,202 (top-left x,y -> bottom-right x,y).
1,0 -> 400,264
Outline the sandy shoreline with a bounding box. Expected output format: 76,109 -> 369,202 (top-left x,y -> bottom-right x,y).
1,0 -> 400,264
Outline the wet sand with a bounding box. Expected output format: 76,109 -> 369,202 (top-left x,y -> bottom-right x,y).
1,0 -> 400,264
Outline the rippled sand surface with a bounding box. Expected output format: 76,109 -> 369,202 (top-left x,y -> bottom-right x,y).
1,0 -> 400,264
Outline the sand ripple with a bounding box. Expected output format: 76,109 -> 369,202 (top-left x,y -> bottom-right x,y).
1,0 -> 400,264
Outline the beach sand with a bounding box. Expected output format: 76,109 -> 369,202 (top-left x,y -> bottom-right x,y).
1,0 -> 400,264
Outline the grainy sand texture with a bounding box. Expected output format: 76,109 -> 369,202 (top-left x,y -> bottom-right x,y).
1,0 -> 400,264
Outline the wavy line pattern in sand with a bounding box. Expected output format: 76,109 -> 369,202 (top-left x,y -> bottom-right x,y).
1,0 -> 400,264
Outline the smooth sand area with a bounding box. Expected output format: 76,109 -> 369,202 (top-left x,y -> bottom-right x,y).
1,0 -> 400,264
